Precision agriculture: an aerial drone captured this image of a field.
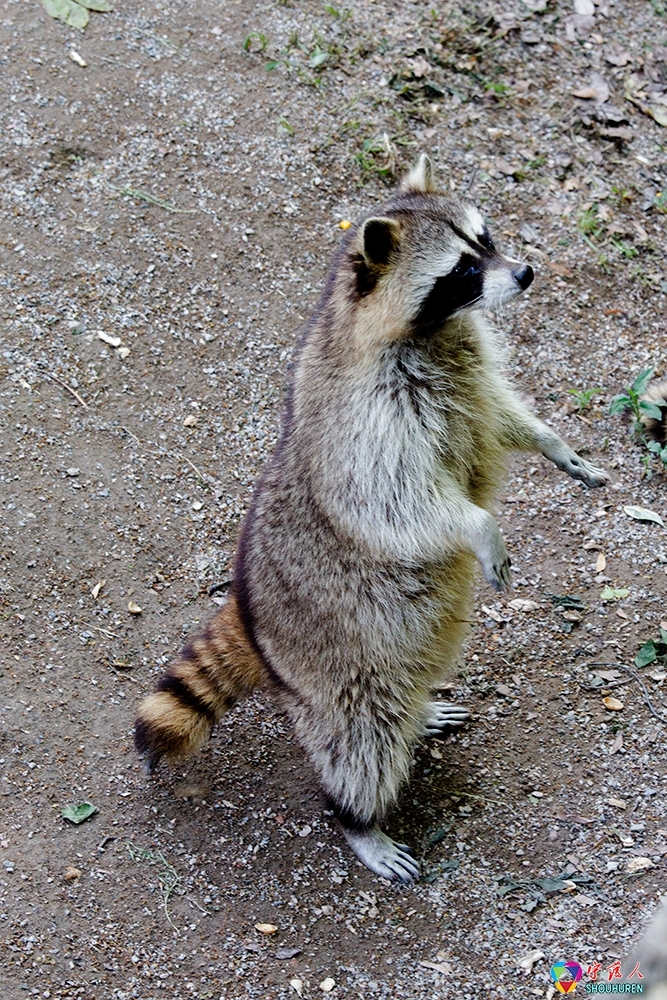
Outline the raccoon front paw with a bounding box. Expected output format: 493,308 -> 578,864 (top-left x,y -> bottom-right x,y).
422,701 -> 470,738
552,449 -> 610,488
342,825 -> 420,884
476,520 -> 512,592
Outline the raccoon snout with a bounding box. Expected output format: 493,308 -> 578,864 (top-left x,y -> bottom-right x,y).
512,264 -> 534,291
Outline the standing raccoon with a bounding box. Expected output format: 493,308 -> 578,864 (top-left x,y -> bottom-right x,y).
135,156 -> 609,882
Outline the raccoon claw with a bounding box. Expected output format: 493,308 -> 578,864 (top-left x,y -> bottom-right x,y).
422,701 -> 470,737
342,825 -> 420,884
553,451 -> 610,489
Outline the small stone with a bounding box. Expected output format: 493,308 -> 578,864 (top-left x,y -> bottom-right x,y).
339,220 -> 351,230
603,696 -> 624,711
2,860 -> 15,873
117,346 -> 130,359
298,825 -> 312,838
64,866 -> 82,881
606,797 -> 628,810
96,331 -> 122,348
255,923 -> 278,935
320,979 -> 335,993
183,414 -> 198,427
192,501 -> 204,511
290,980 -> 304,997
127,601 -> 142,615
66,468 -> 80,478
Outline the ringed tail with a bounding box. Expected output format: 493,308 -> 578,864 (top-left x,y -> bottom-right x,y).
640,380 -> 667,445
134,591 -> 266,773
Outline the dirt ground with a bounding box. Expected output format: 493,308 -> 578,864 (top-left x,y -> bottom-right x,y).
2,0 -> 667,997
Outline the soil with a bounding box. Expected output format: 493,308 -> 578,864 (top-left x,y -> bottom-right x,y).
1,0 -> 667,997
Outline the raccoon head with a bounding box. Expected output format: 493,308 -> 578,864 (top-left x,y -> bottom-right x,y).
351,154 -> 533,339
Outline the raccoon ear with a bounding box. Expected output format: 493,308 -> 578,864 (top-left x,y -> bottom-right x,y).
360,216 -> 401,268
400,153 -> 435,194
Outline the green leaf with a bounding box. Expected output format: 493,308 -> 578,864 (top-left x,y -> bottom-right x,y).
660,628 -> 667,644
76,0 -> 112,9
62,801 -> 98,824
623,505 -> 665,526
43,0 -> 91,29
632,366 -> 656,396
639,400 -> 665,421
609,395 -> 630,415
310,48 -> 329,68
600,586 -> 629,601
265,60 -> 280,70
636,640 -> 658,668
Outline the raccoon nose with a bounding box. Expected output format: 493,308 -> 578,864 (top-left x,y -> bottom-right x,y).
513,264 -> 534,290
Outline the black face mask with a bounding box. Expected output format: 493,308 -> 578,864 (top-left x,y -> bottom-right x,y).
412,253 -> 484,337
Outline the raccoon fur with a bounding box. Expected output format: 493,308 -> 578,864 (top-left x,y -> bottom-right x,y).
135,155 -> 610,883
640,379 -> 667,444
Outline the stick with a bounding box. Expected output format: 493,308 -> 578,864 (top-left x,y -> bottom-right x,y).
586,662 -> 666,725
46,373 -> 89,409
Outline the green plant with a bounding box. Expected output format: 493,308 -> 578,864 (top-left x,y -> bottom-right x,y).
568,387 -> 604,412
609,367 -> 667,471
636,628 -> 667,668
610,237 -> 638,260
244,32 -> 268,52
577,204 -> 603,239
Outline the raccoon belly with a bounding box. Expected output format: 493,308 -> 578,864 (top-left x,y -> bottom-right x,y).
418,551 -> 477,683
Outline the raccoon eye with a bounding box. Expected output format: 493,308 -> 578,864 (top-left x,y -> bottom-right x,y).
452,255 -> 480,279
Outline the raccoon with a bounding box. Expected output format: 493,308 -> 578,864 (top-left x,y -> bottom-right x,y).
640,380 -> 667,445
135,155 -> 610,883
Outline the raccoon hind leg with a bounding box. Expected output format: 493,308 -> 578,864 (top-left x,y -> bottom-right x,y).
134,591 -> 266,773
342,825 -> 419,884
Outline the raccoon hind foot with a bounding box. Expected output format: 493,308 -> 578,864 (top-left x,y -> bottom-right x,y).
422,700 -> 470,738
342,825 -> 419,884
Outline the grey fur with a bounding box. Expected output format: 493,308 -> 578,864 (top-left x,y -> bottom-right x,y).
234,156 -> 610,881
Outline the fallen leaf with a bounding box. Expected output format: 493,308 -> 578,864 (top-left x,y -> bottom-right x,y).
496,683 -> 514,698
91,579 -> 105,599
127,601 -> 142,615
627,857 -> 655,874
593,669 -> 622,681
623,505 -> 664,526
573,893 -> 598,906
276,947 -> 302,960
625,74 -> 667,127
596,552 -> 607,573
42,0 -> 90,29
507,599 -> 540,612
419,960 -> 453,974
605,49 -> 631,67
62,802 -> 98,824
572,73 -> 610,104
518,949 -> 545,973
255,923 -> 278,935
606,797 -> 628,809
600,586 -> 629,601
482,604 -> 507,623
562,610 -> 582,623
290,980 -> 304,997
603,696 -> 624,711
547,260 -> 574,277
610,731 -> 623,754
64,866 -> 82,880
649,670 -> 667,682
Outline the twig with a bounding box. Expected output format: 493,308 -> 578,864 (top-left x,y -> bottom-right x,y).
586,662 -> 666,725
186,895 -> 210,915
452,790 -> 505,807
46,373 -> 89,409
113,185 -> 197,215
182,455 -> 206,481
121,425 -> 141,444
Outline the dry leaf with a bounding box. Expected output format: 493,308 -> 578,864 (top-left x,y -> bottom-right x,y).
419,961 -> 453,975
255,923 -> 278,935
603,696 -> 624,711
627,857 -> 654,874
127,601 -> 142,615
507,599 -> 540,612
649,670 -> 667,682
91,579 -> 105,599
64,866 -> 82,881
623,505 -> 664,526
518,950 -> 545,973
625,74 -> 667,127
290,981 -> 304,998
605,49 -> 631,67
607,797 -> 628,809
573,893 -> 598,907
572,73 -> 610,104
596,552 -> 607,572
594,669 -> 622,680
610,731 -> 623,754
547,260 -> 574,278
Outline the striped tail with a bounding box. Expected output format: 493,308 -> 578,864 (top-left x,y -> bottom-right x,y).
640,380 -> 667,445
134,591 -> 266,773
